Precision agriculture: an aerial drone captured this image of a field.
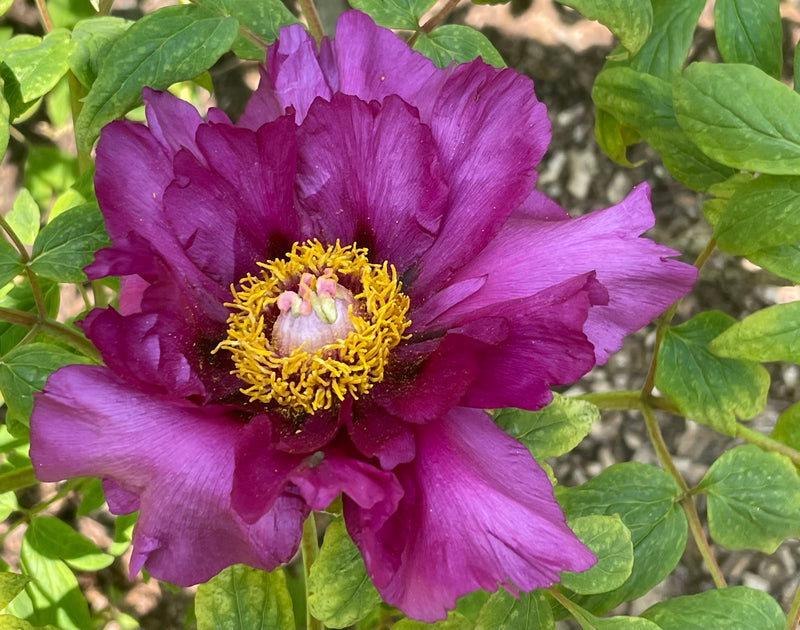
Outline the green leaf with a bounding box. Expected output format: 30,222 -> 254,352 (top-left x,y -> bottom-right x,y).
0,90 -> 8,157
75,4 -> 239,151
709,301 -> 800,364
571,609 -> 661,630
196,0 -> 297,61
0,490 -> 19,521
307,517 -> 380,628
27,516 -> 113,572
627,0 -> 705,79
655,311 -> 770,433
29,203 -> 110,283
24,144 -> 79,210
0,614 -> 33,630
771,403 -> 799,451
794,41 -> 799,94
557,1 -> 652,54
413,25 -> 505,68
474,589 -> 553,630
641,586 -> 784,630
494,394 -> 598,460
713,175 -> 800,269
109,512 -> 137,557
0,240 -> 22,287
746,244 -> 800,284
593,107 -> 640,168
76,477 -> 105,516
195,565 -> 295,630
673,62 -> 800,174
592,66 -> 734,191
560,515 -> 633,595
6,189 -> 40,246
348,0 -> 436,30
714,0 -> 782,78
0,278 -> 61,358
555,462 -> 686,614
0,0 -> 12,15
392,611 -> 472,629
19,528 -> 91,630
2,29 -> 73,103
0,343 -> 90,438
0,573 -> 31,610
69,17 -> 131,88
697,444 -> 799,553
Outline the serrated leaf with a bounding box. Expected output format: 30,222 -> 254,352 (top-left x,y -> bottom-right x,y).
557,1 -> 652,54
392,610 -> 472,629
75,4 -> 238,151
627,0 -> 705,79
673,63 -> 800,174
29,203 -> 110,283
0,573 -> 31,610
19,529 -> 91,630
69,17 -> 131,88
475,589 -> 553,630
641,586 -> 784,630
655,311 -> 770,433
348,0 -> 436,30
697,445 -> 799,553
714,0 -> 782,78
494,393 -> 598,460
592,66 -> 733,191
307,517 -> 380,628
709,301 -> 800,364
0,240 -> 22,286
555,462 -> 686,614
413,25 -> 505,68
6,189 -> 40,246
2,29 -> 73,103
27,516 -> 113,572
196,0 -> 297,61
560,515 -> 633,595
771,403 -> 799,450
195,565 -> 295,630
0,343 -> 90,438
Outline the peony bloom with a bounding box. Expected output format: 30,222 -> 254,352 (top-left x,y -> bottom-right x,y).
30,11 -> 696,622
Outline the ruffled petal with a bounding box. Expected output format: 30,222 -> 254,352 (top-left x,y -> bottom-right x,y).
411,60 -> 550,295
30,366 -> 306,586
333,11 -> 448,122
240,23 -> 332,127
443,185 -> 697,362
346,398 -> 416,469
164,115 -> 299,284
295,93 -> 447,273
143,87 -> 204,157
346,407 -> 595,622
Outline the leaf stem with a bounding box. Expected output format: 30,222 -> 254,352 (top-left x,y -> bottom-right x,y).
301,512 -> 324,630
0,306 -> 101,362
734,423 -> 800,466
786,582 -> 800,630
640,404 -> 727,588
575,390 -> 641,410
0,215 -> 49,322
298,0 -> 324,45
34,0 -> 54,32
408,0 -> 462,47
67,71 -> 93,174
546,587 -> 593,627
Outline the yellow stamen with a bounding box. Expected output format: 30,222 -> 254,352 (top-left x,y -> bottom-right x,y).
216,240 -> 410,415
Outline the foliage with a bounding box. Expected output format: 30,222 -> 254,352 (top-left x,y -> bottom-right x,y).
0,1 -> 798,629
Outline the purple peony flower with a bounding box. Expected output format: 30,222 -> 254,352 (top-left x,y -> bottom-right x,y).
30,11 -> 696,622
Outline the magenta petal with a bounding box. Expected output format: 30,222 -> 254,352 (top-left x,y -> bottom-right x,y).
346,398 -> 416,469
412,60 -> 550,295
348,407 -> 595,622
295,93 -> 447,273
446,185 -> 697,363
143,88 -> 204,156
333,11 -> 447,122
30,366 -> 306,586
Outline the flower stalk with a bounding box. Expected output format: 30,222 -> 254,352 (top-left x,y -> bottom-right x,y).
298,0 -> 325,45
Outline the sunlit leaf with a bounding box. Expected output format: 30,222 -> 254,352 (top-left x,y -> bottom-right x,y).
714,0 -> 782,78
348,0 -> 436,30
655,311 -> 770,433
556,0 -> 652,54
0,573 -> 30,610
69,16 -> 131,88
307,518 -> 381,628
710,301 -> 800,364
413,25 -> 505,68
770,403 -> 799,451
1,29 -> 73,103
5,189 -> 40,246
27,516 -> 114,572
475,589 -> 553,630
195,565 -> 295,630
560,515 -> 633,595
